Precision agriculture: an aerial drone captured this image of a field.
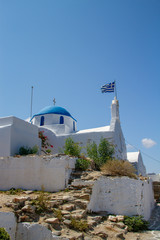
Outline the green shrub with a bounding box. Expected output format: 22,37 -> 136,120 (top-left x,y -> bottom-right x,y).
19,145 -> 38,156
0,228 -> 11,240
75,158 -> 90,171
19,146 -> 30,155
101,159 -> 137,179
86,138 -> 114,170
86,141 -> 99,165
70,217 -> 88,231
98,138 -> 114,164
124,216 -> 148,232
63,137 -> 81,157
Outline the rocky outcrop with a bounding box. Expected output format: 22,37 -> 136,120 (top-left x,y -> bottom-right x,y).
0,170 -> 156,239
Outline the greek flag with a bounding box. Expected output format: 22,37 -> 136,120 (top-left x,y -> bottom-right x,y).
101,81 -> 115,93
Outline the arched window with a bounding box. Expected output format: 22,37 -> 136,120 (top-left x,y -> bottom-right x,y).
73,121 -> 75,131
60,116 -> 64,124
40,116 -> 45,126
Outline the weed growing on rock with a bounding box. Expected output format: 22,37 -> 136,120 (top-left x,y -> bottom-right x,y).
70,217 -> 88,232
31,191 -> 51,214
53,209 -> 63,221
124,216 -> 148,232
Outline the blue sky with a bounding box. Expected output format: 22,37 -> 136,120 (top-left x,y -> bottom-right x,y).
0,0 -> 160,173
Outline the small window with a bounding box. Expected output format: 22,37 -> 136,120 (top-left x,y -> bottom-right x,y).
40,116 -> 45,126
60,116 -> 64,124
73,121 -> 75,131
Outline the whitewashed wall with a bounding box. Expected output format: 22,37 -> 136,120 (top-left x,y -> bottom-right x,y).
0,155 -> 76,192
87,176 -> 155,220
0,116 -> 41,157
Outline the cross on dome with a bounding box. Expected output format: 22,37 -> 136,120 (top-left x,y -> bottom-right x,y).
53,98 -> 56,106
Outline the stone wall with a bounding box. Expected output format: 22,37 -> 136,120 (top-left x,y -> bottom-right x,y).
0,155 -> 76,192
87,176 -> 155,220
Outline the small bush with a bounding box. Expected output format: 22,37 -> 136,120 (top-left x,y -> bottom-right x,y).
124,216 -> 148,232
101,159 -> 137,179
70,217 -> 88,231
0,228 -> 11,240
75,158 -> 90,171
19,146 -> 30,155
63,137 -> 81,157
19,145 -> 38,156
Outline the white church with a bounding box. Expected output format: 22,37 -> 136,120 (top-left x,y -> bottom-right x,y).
0,97 -> 146,175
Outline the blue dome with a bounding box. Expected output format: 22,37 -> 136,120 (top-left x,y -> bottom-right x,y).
31,106 -> 76,121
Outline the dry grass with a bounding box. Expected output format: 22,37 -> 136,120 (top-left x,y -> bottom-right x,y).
101,159 -> 137,179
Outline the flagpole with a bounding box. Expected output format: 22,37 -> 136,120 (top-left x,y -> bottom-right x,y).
30,86 -> 33,119
114,80 -> 117,99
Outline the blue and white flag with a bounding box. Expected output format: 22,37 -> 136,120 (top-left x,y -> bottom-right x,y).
101,81 -> 115,93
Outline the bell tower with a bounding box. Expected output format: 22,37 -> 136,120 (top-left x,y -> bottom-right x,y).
111,97 -> 120,121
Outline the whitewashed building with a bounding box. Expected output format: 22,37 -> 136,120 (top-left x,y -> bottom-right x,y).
31,97 -> 127,160
0,97 -> 146,175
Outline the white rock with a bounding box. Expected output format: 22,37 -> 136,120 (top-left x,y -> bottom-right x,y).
16,222 -> 53,240
45,218 -> 59,224
88,176 -> 155,220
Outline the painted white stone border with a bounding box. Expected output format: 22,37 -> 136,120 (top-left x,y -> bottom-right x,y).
87,176 -> 155,220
